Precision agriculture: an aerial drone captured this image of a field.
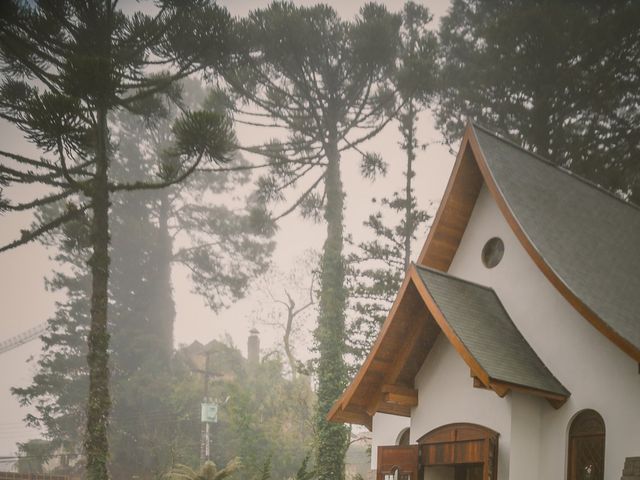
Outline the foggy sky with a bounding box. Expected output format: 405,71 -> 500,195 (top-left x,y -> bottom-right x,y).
0,0 -> 454,458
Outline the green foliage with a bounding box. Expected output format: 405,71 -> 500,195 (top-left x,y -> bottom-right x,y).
171,111 -> 236,163
347,1 -> 437,368
15,439 -> 53,475
223,5 -> 411,478
294,455 -> 315,480
437,0 -> 640,201
164,458 -> 241,480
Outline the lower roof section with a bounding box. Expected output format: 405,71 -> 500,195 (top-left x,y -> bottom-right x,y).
414,266 -> 569,399
328,265 -> 570,428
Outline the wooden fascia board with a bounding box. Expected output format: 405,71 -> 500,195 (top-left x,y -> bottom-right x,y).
381,384 -> 419,407
408,265 -> 491,387
327,271 -> 416,423
365,309 -> 426,415
487,379 -> 569,409
465,127 -> 640,364
416,129 -> 483,269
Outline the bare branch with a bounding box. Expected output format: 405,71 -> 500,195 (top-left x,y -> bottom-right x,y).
0,203 -> 91,254
6,189 -> 75,211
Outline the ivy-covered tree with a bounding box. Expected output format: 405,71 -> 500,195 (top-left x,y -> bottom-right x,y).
0,2 -> 237,478
221,4 -> 404,478
437,0 -> 640,201
347,1 -> 437,366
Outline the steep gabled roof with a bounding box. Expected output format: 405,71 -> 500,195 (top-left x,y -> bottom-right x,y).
330,123 -> 640,428
418,123 -> 640,360
414,266 -> 569,400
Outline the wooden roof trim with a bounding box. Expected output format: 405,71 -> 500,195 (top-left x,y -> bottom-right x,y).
416,128 -> 484,269
487,379 -> 568,409
408,265 -> 490,385
408,264 -> 570,407
365,308 -> 426,416
466,127 -> 640,363
327,270 -> 417,425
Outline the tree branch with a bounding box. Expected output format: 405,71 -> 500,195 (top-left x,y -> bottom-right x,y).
0,203 -> 91,254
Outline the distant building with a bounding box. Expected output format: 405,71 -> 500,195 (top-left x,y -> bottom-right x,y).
329,123 -> 640,480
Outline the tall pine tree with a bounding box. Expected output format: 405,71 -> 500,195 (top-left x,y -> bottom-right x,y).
13,81 -> 274,479
222,4 -> 404,478
0,3 -> 237,478
347,1 -> 437,366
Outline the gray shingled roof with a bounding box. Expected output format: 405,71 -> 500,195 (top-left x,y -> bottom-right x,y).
472,124 -> 640,354
415,265 -> 570,397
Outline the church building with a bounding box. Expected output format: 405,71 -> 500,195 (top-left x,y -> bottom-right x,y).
328,123 -> 640,480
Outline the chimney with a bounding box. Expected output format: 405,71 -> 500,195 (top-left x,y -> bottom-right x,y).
248,328 -> 260,366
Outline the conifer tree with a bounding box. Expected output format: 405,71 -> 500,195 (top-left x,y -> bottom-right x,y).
347,2 -> 437,365
12,80 -> 274,479
0,3 -> 237,478
437,0 -> 640,200
221,4 -> 404,478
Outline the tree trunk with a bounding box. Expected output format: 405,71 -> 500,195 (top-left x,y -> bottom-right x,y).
283,298 -> 297,379
314,128 -> 349,480
85,106 -> 112,480
155,191 -> 176,364
403,101 -> 416,271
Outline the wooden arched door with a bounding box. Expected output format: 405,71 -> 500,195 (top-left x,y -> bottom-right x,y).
567,410 -> 605,480
417,423 -> 499,480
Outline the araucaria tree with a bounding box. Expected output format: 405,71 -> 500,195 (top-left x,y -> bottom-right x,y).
223,3 -> 403,478
347,1 -> 437,365
0,2 -> 237,479
12,84 -> 274,478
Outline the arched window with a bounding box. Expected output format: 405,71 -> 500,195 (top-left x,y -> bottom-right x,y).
397,428 -> 410,446
383,467 -> 399,480
567,409 -> 605,480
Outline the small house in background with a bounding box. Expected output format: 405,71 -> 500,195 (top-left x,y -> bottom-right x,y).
329,123 -> 640,480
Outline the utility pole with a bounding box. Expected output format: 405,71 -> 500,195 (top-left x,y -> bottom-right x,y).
196,350 -> 219,464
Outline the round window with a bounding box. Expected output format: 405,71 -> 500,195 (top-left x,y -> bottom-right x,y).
481,237 -> 504,268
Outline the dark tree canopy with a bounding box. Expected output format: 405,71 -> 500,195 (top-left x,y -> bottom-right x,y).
437,0 -> 640,201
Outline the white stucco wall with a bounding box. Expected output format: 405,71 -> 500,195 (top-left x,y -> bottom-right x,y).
411,335 -> 512,480
508,392 -> 542,480
370,413 -> 411,469
446,185 -> 640,479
